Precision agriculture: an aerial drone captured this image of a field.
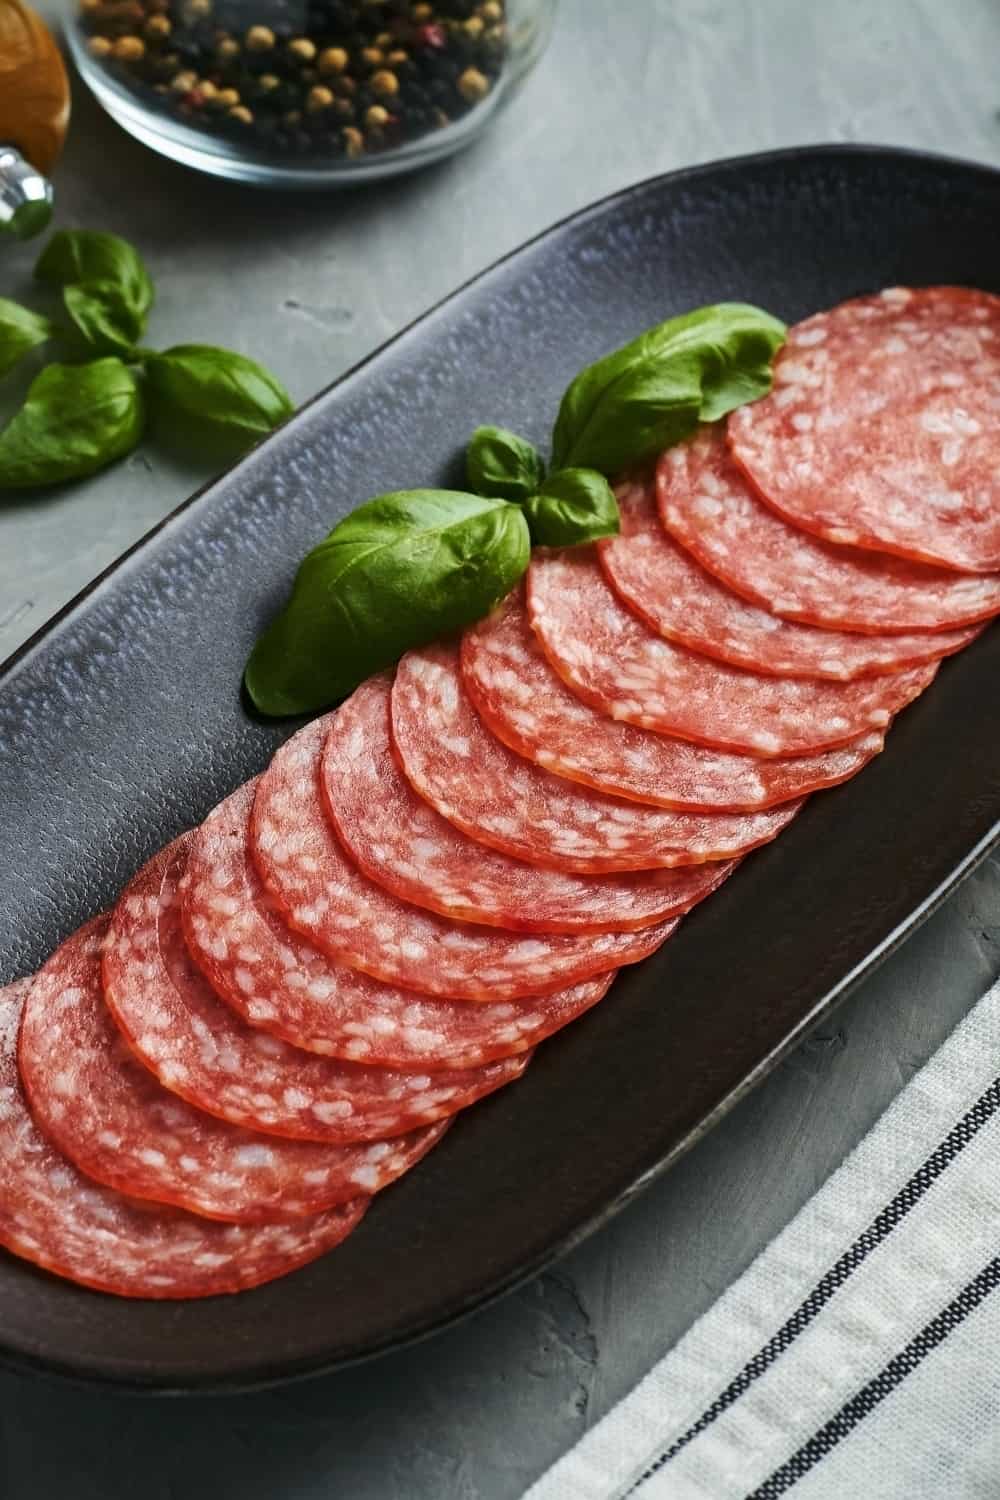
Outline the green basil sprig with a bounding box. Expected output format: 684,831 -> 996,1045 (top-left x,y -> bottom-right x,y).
246,299 -> 786,717
0,298 -> 53,378
466,425 -> 545,503
0,227 -> 292,493
62,281 -> 144,358
245,491 -> 530,717
551,303 -> 787,473
145,345 -> 293,451
522,468 -> 620,547
0,360 -> 143,490
36,230 -> 154,355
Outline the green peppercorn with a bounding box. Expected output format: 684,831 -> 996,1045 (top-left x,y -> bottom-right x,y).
245,25 -> 275,52
457,66 -> 489,102
370,69 -> 399,98
318,46 -> 348,75
306,85 -> 335,112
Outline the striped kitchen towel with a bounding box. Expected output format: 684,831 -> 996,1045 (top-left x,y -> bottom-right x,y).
526,977 -> 1000,1499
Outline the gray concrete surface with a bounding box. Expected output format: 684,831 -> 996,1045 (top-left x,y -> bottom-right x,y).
2,2 -> 1000,1496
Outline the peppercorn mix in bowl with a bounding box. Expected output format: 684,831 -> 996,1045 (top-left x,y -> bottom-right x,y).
67,0 -> 556,185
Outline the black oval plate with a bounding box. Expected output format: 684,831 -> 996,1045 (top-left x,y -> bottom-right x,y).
3,145 -> 1000,1393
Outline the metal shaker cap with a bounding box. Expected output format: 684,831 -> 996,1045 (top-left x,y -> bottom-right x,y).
0,143 -> 53,239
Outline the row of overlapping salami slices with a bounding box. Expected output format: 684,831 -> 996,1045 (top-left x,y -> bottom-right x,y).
3,285 -> 999,1298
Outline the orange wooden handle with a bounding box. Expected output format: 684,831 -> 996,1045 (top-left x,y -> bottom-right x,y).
0,0 -> 71,173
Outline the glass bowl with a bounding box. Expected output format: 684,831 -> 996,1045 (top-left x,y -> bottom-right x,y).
66,0 -> 556,187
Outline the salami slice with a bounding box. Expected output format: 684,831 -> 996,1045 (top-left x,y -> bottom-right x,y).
105,839 -> 526,1143
19,918 -> 448,1222
462,591 -> 885,810
728,287 -> 1000,574
528,551 -> 937,757
392,643 -> 796,876
252,719 -> 677,1000
328,670 -> 739,924
184,785 -> 617,1070
601,475 -> 978,678
659,426 -> 1000,634
0,977 -> 368,1300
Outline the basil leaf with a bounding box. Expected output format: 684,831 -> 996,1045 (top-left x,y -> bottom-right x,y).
466,424 -> 545,503
550,303 -> 787,473
63,279 -> 144,356
0,359 -> 144,490
523,468 -> 620,547
35,230 -> 154,345
245,490 -> 530,716
0,298 -> 52,377
144,344 -> 293,453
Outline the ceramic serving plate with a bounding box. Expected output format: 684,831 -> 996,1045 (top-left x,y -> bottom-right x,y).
3,145 -> 1000,1392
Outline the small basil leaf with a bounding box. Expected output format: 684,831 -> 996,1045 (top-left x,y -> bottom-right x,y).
466,424 -> 545,503
145,344 -> 293,453
0,359 -> 144,491
63,279 -> 143,356
35,230 -> 154,340
0,298 -> 53,377
523,468 -> 620,547
550,303 -> 787,473
245,489 -> 530,717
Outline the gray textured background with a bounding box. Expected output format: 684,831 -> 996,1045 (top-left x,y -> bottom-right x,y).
2,2 -> 1000,1495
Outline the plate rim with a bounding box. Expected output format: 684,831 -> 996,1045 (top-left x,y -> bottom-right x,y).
2,141 -> 1000,1395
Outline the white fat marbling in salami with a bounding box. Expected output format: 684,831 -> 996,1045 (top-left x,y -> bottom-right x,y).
602,473 -> 978,677
105,839 -> 525,1142
462,592 -> 885,809
392,643 -> 796,875
728,287 -> 1000,574
0,977 -> 367,1298
19,919 -> 447,1222
330,669 -> 738,919
183,785 -> 616,1069
659,426 -> 1000,634
251,719 -> 677,999
528,551 -> 937,756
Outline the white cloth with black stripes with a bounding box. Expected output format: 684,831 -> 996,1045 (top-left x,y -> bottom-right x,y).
526,978 -> 1000,1499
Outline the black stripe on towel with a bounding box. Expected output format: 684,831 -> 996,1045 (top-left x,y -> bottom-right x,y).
622,1075 -> 1000,1497
750,1255 -> 1000,1496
